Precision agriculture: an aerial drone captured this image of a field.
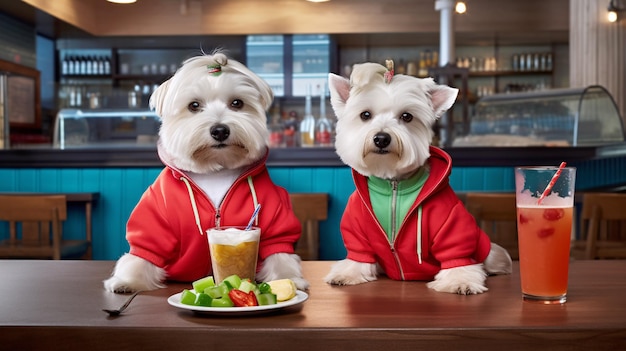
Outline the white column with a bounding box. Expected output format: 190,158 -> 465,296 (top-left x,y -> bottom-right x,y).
435,0 -> 456,67
434,0 -> 457,147
570,0 -> 626,125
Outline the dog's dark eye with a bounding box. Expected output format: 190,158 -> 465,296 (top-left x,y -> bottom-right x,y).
400,112 -> 413,123
188,101 -> 201,112
230,99 -> 244,109
360,111 -> 371,121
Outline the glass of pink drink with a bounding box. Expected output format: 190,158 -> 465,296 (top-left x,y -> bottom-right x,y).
515,166 -> 576,304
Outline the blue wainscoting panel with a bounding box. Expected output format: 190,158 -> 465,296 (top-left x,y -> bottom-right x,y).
268,166 -> 354,260
449,166 -> 515,192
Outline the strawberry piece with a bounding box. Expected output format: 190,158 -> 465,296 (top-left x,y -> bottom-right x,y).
543,208 -> 564,221
538,228 -> 555,238
519,213 -> 530,224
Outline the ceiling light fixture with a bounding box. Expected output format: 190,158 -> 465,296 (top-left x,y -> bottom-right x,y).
608,0 -> 625,22
306,0 -> 331,3
455,1 -> 467,14
107,0 -> 137,4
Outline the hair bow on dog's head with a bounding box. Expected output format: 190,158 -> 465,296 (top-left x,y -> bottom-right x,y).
384,59 -> 394,84
207,64 -> 222,76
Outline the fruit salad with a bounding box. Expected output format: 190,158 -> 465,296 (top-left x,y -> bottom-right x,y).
179,274 -> 296,308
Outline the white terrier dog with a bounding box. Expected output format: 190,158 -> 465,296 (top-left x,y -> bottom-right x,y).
104,52 -> 308,293
324,61 -> 511,294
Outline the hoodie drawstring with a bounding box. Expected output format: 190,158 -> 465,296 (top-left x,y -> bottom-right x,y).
247,176 -> 259,226
416,205 -> 423,264
181,176 -> 204,236
180,175 -> 259,236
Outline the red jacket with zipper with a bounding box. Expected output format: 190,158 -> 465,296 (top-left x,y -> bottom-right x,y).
125,148 -> 301,282
341,146 -> 491,281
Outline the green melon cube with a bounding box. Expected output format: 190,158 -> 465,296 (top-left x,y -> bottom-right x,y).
180,289 -> 197,306
211,297 -> 234,308
204,286 -> 223,299
194,293 -> 212,307
257,293 -> 277,306
192,276 -> 215,293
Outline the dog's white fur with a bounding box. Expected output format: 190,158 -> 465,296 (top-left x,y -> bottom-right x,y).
324,62 -> 512,295
103,52 -> 308,293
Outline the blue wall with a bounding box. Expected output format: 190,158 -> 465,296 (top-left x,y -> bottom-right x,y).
1,158 -> 624,260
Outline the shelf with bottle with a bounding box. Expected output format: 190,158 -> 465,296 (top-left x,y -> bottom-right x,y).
112,48 -> 206,86
61,54 -> 112,78
455,51 -> 553,76
268,84 -> 335,149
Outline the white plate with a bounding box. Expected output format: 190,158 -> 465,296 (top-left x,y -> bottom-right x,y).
167,290 -> 308,316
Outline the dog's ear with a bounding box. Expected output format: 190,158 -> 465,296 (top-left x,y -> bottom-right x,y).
149,79 -> 172,118
328,73 -> 350,118
429,82 -> 459,119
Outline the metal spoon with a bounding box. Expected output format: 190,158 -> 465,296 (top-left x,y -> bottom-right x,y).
102,291 -> 141,316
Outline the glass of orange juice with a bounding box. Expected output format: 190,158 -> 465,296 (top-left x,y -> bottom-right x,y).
515,165 -> 576,304
207,226 -> 261,284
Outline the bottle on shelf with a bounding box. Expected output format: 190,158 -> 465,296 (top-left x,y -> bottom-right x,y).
315,84 -> 334,147
62,56 -> 69,75
299,85 -> 316,147
68,56 -> 76,75
418,52 -> 428,77
79,56 -> 87,75
406,61 -> 417,76
283,111 -> 298,147
104,56 -> 111,75
396,59 -> 406,75
424,51 -> 432,69
86,56 -> 93,75
268,101 -> 285,148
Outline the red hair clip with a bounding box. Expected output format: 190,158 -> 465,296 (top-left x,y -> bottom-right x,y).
384,59 -> 394,83
207,64 -> 222,76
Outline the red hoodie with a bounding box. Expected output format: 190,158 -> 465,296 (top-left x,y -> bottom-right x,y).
341,146 -> 491,281
125,149 -> 301,282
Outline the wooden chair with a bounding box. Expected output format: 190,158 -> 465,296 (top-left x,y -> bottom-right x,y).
289,193 -> 329,261
464,192 -> 519,259
0,195 -> 91,260
571,192 -> 626,260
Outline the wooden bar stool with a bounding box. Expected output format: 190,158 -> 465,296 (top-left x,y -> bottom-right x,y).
289,193 -> 329,260
572,192 -> 626,260
0,195 -> 91,260
464,192 -> 518,259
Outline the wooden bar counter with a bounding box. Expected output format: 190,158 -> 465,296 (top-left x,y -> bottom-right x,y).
0,260 -> 624,350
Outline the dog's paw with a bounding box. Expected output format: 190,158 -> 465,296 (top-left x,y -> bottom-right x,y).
289,277 -> 310,291
427,265 -> 488,295
103,253 -> 166,293
324,259 -> 378,286
484,243 -> 513,275
103,276 -> 141,294
257,253 -> 309,290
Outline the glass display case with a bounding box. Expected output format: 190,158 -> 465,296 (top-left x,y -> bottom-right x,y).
454,85 -> 625,147
53,108 -> 160,149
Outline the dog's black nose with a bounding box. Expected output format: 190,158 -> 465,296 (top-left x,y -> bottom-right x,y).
210,124 -> 230,142
373,132 -> 391,149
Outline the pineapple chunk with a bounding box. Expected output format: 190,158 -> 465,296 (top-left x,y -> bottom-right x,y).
267,279 -> 297,302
